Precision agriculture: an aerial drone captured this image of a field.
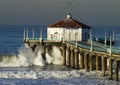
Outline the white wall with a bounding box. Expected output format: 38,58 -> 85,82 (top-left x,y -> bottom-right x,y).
47,27 -> 89,41
64,28 -> 82,41
47,27 -> 63,41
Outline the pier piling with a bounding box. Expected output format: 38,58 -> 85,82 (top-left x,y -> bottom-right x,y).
101,56 -> 106,77
89,53 -> 93,71
70,47 -> 74,67
79,52 -> 84,69
84,53 -> 88,71
74,49 -> 79,69
114,58 -> 119,81
96,55 -> 99,71
62,45 -> 66,65
66,47 -> 70,66
108,57 -> 112,80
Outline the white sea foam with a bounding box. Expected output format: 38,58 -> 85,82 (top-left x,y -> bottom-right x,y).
46,53 -> 52,64
51,46 -> 62,65
0,70 -> 119,85
0,70 -> 99,79
0,44 -> 62,67
33,48 -> 47,66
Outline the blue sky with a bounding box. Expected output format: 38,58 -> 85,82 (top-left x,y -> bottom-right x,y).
0,0 -> 120,26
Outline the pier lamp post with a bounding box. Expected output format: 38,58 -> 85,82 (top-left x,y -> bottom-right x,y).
26,28 -> 29,41
32,28 -> 35,39
109,36 -> 112,54
112,28 -> 114,42
104,29 -> 107,47
39,28 -> 42,41
89,29 -> 93,51
90,36 -> 93,52
23,28 -> 26,41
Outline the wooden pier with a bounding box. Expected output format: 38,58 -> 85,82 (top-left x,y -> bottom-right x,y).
24,38 -> 120,81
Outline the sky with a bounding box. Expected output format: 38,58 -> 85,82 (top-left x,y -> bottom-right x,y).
0,0 -> 120,26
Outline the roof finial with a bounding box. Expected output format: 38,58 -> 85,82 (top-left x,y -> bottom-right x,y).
67,13 -> 71,19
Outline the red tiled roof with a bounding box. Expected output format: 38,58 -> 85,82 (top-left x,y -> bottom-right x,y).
48,16 -> 91,28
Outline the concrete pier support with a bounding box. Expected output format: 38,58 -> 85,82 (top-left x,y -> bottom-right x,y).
70,47 -> 74,67
79,52 -> 84,69
66,47 -> 70,66
101,56 -> 106,77
41,45 -> 46,60
89,53 -> 93,71
62,45 -> 66,65
96,55 -> 99,70
69,47 -> 71,67
114,58 -> 119,81
108,57 -> 112,80
84,53 -> 88,70
74,49 -> 79,69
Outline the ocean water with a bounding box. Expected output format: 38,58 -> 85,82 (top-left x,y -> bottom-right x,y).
0,25 -> 47,55
0,25 -> 120,85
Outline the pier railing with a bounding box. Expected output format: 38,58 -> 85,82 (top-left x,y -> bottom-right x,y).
87,39 -> 120,54
25,37 -> 120,55
67,40 -> 120,55
25,36 -> 120,55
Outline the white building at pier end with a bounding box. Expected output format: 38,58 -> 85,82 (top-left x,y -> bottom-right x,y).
47,14 -> 91,41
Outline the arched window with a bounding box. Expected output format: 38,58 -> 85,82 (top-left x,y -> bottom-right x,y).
54,32 -> 60,40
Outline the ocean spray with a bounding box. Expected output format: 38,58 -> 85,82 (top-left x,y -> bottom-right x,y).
0,44 -> 63,67
51,46 -> 62,65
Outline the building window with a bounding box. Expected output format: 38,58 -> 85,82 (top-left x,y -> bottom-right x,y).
54,32 -> 59,40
